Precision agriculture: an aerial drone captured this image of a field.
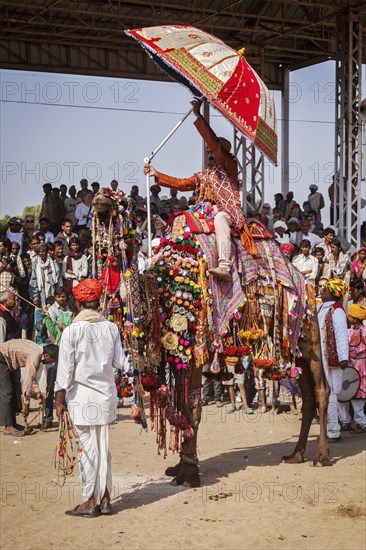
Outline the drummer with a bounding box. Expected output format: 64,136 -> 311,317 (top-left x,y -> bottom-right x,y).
338,304 -> 366,434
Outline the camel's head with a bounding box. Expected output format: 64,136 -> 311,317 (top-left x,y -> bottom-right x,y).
92,188 -> 114,220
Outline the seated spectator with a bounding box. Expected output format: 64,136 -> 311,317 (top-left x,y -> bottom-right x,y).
34,298 -> 54,344
307,211 -> 323,235
91,182 -> 100,195
59,184 -> 68,203
50,188 -> 66,235
280,242 -> 295,260
329,238 -> 350,281
47,286 -> 69,322
150,184 -> 161,213
179,196 -> 188,211
168,188 -> 180,209
13,296 -> 29,339
64,185 -> 81,226
351,247 -> 366,280
313,247 -> 331,291
74,191 -> 93,231
22,215 -> 35,252
46,243 -> 63,287
288,217 -> 302,246
130,184 -> 143,203
273,220 -> 290,245
55,219 -> 77,255
302,201 -> 311,216
38,217 -> 55,243
289,203 -> 305,221
35,231 -> 46,243
29,244 -> 59,307
63,237 -> 88,292
298,219 -> 322,248
6,217 -> 24,255
272,207 -> 281,225
161,201 -> 172,217
78,229 -> 92,253
27,235 -> 40,263
292,239 -> 318,284
9,241 -> 26,289
279,192 -> 295,218
316,227 -> 335,262
77,178 -> 89,200
274,193 -> 283,209
53,240 -> 65,266
348,279 -> 366,313
259,203 -> 273,227
0,238 -> 24,292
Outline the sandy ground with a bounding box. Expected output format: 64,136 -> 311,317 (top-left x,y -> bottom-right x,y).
0,400 -> 365,550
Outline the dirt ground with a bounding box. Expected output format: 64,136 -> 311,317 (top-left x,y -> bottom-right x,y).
0,401 -> 365,550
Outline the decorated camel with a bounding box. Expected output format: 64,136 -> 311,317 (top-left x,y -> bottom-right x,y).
92,189 -> 331,489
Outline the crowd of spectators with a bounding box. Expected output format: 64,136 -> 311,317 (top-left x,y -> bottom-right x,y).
1,179 -> 366,426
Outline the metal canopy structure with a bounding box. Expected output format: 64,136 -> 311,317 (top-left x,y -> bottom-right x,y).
1,1 -> 365,88
1,1 -> 366,245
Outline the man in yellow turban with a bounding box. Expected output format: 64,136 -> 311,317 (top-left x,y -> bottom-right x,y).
318,277 -> 349,441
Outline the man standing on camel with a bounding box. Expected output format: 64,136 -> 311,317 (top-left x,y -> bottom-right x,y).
55,278 -> 126,517
144,98 -> 256,282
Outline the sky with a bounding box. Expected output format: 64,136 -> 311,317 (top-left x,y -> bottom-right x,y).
0,61 -> 365,228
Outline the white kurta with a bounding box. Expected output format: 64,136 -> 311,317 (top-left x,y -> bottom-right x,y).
317,300 -> 349,438
55,319 -> 126,425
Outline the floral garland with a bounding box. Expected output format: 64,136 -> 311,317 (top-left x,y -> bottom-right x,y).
152,230 -> 206,371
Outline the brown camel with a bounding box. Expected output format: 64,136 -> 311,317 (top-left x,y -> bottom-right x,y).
146,221 -> 332,488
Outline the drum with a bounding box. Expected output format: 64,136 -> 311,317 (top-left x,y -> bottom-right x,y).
337,366 -> 361,402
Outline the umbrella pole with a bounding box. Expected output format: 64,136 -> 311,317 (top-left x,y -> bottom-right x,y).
144,103 -> 195,257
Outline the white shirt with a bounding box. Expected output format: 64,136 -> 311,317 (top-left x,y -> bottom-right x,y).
47,302 -> 68,322
292,254 -> 318,282
75,202 -> 92,228
299,232 -> 322,248
317,301 -> 349,393
55,318 -> 126,425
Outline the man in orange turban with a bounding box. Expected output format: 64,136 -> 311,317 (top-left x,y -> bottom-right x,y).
72,278 -> 103,304
55,277 -> 127,517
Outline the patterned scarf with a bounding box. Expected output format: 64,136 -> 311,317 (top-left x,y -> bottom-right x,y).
323,302 -> 344,368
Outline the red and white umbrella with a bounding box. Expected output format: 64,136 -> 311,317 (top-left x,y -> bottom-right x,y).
126,25 -> 277,164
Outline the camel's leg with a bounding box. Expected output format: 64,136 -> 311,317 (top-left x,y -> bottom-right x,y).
282,313 -> 331,465
170,365 -> 202,487
282,358 -> 316,464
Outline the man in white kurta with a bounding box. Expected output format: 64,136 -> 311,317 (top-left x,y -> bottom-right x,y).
317,278 -> 349,441
55,279 -> 126,517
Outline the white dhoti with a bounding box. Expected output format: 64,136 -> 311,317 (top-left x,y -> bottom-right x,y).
75,424 -> 112,505
214,211 -> 233,271
323,366 -> 343,438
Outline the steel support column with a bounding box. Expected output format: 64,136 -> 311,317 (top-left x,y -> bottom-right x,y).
281,66 -> 290,196
234,128 -> 265,216
334,11 -> 363,248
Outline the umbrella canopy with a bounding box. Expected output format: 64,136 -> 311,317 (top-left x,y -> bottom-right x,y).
126,25 -> 277,164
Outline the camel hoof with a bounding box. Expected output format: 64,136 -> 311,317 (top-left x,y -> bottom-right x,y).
165,462 -> 182,477
170,463 -> 200,488
281,452 -> 304,464
313,453 -> 333,467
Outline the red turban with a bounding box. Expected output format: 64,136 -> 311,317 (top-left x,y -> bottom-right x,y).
280,243 -> 295,254
72,279 -> 103,303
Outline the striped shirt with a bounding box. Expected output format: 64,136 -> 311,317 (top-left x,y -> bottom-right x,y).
0,339 -> 43,403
